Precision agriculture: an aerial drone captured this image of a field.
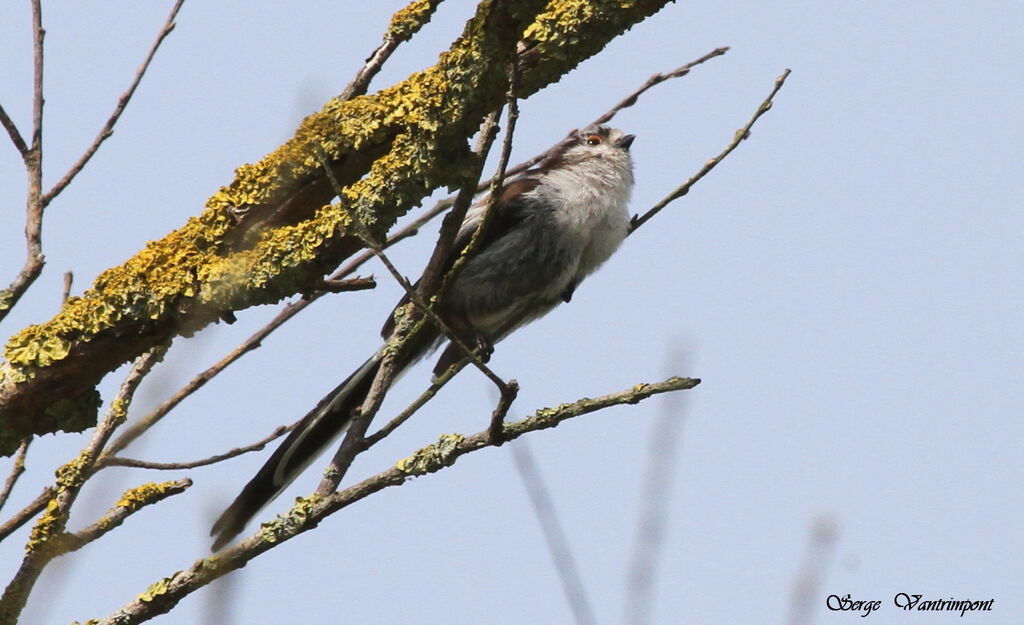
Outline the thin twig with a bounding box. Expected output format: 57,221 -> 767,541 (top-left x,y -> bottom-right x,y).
421,68 -> 523,403
0,103 -> 28,157
499,47 -> 729,183
313,341 -> 406,496
60,271 -> 73,304
481,69 -> 523,439
0,439 -> 31,516
29,0 -> 43,155
361,359 -> 469,448
42,0 -> 186,206
101,425 -> 293,471
339,0 -> 444,100
592,47 -> 729,126
629,69 -> 792,233
488,380 -> 519,443
622,352 -> 690,625
318,276 -> 376,293
512,439 -> 597,625
786,517 -> 839,625
0,487 -> 54,544
86,376 -> 700,625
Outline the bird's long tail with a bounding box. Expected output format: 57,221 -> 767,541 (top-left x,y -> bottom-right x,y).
210,352 -> 383,550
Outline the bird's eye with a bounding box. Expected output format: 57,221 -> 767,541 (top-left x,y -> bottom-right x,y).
586,134 -> 602,146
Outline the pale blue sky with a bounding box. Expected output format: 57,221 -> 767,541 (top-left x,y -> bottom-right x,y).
1,2 -> 1021,624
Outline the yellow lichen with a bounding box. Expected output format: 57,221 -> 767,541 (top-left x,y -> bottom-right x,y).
27,498 -> 62,551
115,481 -> 177,510
396,433 -> 464,475
139,576 -> 174,603
388,0 -> 442,41
259,494 -> 322,545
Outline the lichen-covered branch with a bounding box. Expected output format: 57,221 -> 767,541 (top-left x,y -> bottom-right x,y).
83,375 -> 698,625
0,347 -> 164,625
62,479 -> 192,552
0,0 -> 674,456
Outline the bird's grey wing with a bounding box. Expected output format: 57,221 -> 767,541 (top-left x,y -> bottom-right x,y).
380,177 -> 541,338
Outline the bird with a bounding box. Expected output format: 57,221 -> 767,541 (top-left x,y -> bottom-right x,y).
211,124 -> 636,550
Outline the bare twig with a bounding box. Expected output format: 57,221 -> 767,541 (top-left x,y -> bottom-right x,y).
500,47 -> 729,183
0,487 -> 54,544
60,271 -> 73,304
488,380 -> 519,443
786,516 -> 839,625
101,425 -> 292,471
29,0 -> 43,156
0,440 -> 31,516
86,376 -> 700,625
593,47 -> 729,127
317,276 -> 376,293
41,0 -> 185,205
361,359 -> 469,448
481,74 -> 523,439
629,69 -> 792,233
313,342 -> 406,496
419,66 -> 524,414
339,0 -> 445,100
512,439 -> 597,625
622,353 -> 690,625
0,103 -> 28,157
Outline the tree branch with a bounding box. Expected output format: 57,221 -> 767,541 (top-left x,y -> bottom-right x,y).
489,46 -> 729,190
622,354 -> 690,625
629,68 -> 792,233
61,479 -> 192,552
512,440 -> 596,625
361,359 -> 469,448
41,0 -> 185,206
0,1 -> 47,327
339,0 -> 445,101
0,347 -> 164,624
592,47 -> 730,126
29,0 -> 43,156
100,425 -> 292,471
0,439 -> 31,516
0,487 -> 53,544
87,375 -> 699,625
0,103 -> 28,157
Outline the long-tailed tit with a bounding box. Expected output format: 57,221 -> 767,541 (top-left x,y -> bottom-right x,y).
211,125 -> 636,549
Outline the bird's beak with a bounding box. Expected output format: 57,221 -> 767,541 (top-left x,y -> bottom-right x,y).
615,134 -> 636,150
